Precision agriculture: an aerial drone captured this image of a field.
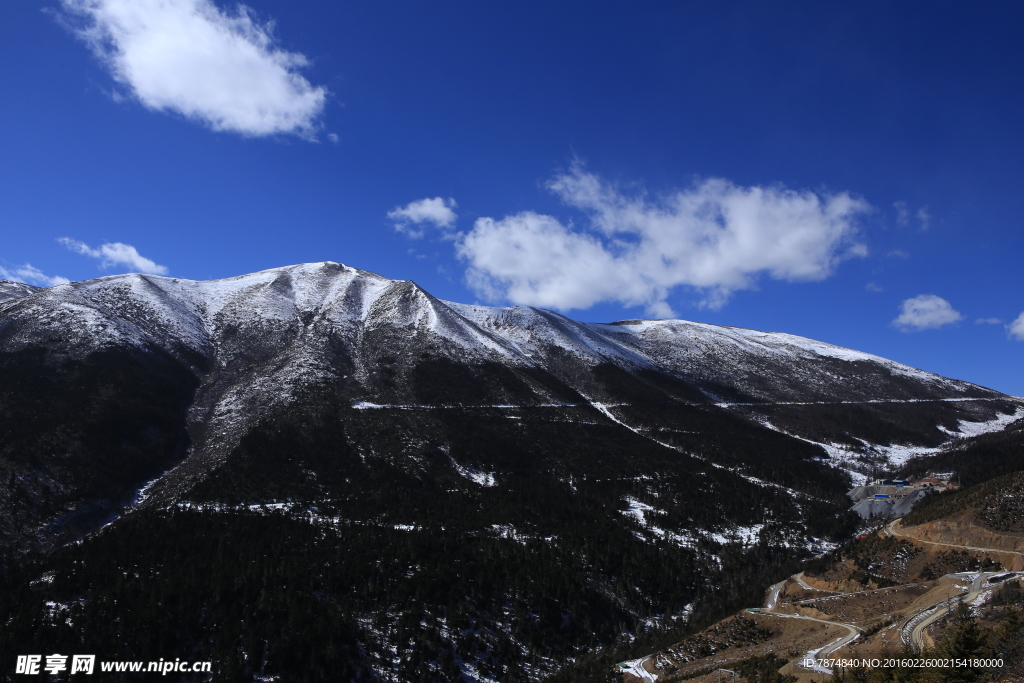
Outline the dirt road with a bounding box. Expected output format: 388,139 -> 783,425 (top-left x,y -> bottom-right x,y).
884,519 -> 1024,561
759,575 -> 863,674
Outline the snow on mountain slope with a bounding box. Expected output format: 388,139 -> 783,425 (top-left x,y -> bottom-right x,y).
0,261 -> 1010,421
0,280 -> 43,303
447,304 -> 997,406
364,282 -> 525,362
444,301 -> 650,367
2,260 -> 1021,570
0,264 -> 529,369
1,261 -> 1016,506
0,264 -> 576,506
588,319 -> 985,403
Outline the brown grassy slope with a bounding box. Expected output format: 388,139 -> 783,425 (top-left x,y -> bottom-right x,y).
903,470 -> 1024,533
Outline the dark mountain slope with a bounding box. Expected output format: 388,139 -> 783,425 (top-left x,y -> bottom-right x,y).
902,466 -> 1024,531
0,262 -> 1020,681
899,417 -> 1024,488
0,346 -> 197,562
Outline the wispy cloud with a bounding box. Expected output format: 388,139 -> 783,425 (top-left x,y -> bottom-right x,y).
388,197 -> 458,238
893,201 -> 930,230
59,0 -> 327,138
916,207 -> 931,231
975,317 -> 1003,325
59,238 -> 168,274
456,165 -> 870,316
866,282 -> 884,293
893,294 -> 963,332
894,201 -> 909,226
0,264 -> 70,287
1009,313 -> 1024,341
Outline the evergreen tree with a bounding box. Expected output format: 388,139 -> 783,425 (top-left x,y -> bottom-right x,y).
993,607 -> 1024,683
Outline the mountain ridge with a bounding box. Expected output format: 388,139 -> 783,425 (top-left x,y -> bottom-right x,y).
1,261 -> 1018,523
0,261 -> 1001,399
1,261 -> 1021,682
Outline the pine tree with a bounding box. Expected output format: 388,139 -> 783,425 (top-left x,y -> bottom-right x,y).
931,602 -> 990,683
993,607 -> 1024,683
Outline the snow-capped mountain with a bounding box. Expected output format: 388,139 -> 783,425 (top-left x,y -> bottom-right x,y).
1,262 -> 1020,681
0,280 -> 42,304
1,262 -> 1011,482
0,262 -> 1006,412
1,262 -> 1017,513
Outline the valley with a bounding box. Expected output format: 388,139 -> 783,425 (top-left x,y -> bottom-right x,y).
625,470 -> 1024,683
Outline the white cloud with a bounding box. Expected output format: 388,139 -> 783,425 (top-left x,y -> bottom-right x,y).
866,282 -> 884,293
1009,313 -> 1024,341
975,317 -> 1003,325
893,294 -> 963,332
59,238 -> 169,274
388,197 -> 458,238
456,166 -> 870,315
60,0 -> 327,137
0,264 -> 70,287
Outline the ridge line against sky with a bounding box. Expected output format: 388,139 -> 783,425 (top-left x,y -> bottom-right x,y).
1,0 -> 1022,393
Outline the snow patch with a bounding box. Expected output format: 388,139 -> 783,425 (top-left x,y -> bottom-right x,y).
622,496 -> 657,526
951,406 -> 1024,438
708,524 -> 764,547
451,458 -> 497,487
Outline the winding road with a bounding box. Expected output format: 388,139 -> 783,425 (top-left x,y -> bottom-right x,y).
622,519 -> 1023,681
618,656 -> 657,682
765,579 -> 787,609
765,612 -> 863,674
883,518 -> 1023,649
760,575 -> 863,674
756,527 -> 1023,675
901,572 -> 1018,649
793,571 -> 841,594
883,519 -> 1024,562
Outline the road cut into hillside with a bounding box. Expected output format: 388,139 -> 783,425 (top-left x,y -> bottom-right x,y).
621,516 -> 1024,682
884,518 -> 1024,570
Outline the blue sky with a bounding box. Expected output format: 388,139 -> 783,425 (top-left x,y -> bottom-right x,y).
2,1 -> 1023,395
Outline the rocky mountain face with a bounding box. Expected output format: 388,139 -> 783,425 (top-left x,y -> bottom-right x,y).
0,280 -> 42,304
0,262 -> 1019,682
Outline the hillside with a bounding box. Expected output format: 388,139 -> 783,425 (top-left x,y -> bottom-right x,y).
0,263 -> 1021,682
628,467 -> 1024,683
903,470 -> 1024,533
899,420 -> 1024,490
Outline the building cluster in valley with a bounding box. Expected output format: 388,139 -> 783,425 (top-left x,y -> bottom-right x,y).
847,475 -> 959,519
